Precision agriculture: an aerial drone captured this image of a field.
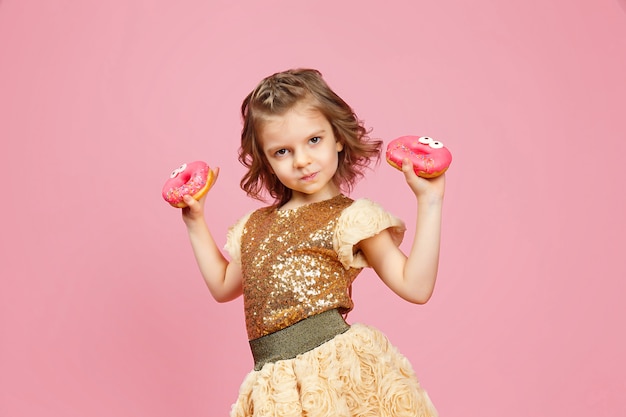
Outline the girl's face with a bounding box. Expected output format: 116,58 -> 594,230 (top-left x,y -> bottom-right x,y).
259,102 -> 344,207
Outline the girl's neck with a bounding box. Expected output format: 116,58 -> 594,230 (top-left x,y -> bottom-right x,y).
278,187 -> 342,211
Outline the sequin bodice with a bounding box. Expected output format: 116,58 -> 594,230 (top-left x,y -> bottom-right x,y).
240,194 -> 360,340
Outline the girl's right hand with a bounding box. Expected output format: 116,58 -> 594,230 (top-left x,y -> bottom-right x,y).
401,159 -> 445,202
181,167 -> 219,226
181,193 -> 206,225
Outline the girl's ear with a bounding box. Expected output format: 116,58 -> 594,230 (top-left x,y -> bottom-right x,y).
336,140 -> 344,152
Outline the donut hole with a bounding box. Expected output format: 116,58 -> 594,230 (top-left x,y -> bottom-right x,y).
179,171 -> 192,185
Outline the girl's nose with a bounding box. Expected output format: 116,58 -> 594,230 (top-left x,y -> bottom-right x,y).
293,150 -> 311,168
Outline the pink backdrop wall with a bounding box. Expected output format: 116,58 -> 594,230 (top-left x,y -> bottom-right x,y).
2,1 -> 625,416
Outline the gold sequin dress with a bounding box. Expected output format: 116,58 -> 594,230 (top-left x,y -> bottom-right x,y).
224,194 -> 438,417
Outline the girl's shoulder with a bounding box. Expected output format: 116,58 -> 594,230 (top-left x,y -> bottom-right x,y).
334,198 -> 406,269
340,197 -> 399,221
227,202 -> 276,231
224,210 -> 255,265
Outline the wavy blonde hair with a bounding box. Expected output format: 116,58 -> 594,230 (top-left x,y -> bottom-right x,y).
239,68 -> 382,206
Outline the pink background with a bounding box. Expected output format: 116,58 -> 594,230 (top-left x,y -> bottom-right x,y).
2,0 -> 625,416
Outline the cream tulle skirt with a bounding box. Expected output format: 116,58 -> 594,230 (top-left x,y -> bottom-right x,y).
230,323 -> 438,417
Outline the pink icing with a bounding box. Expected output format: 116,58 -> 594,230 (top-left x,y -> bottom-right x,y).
161,161 -> 209,205
385,135 -> 452,177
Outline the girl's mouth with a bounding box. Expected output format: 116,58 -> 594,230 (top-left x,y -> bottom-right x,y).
301,172 -> 317,181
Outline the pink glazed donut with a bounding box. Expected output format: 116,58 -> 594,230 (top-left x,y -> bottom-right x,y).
386,135 -> 452,178
162,161 -> 216,208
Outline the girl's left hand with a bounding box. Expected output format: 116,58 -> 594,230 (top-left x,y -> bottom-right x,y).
401,158 -> 446,202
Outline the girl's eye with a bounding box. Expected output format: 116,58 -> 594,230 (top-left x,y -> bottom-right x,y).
309,136 -> 321,144
275,149 -> 288,156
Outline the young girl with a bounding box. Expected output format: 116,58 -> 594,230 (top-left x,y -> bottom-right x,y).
180,68 -> 445,417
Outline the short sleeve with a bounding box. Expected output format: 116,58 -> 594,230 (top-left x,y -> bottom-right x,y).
223,211 -> 253,265
333,199 -> 406,269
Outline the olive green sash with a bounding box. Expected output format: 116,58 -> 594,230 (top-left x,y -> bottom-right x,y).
249,309 -> 350,371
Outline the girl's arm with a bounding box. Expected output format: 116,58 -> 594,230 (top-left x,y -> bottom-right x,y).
359,159 -> 445,304
181,169 -> 243,302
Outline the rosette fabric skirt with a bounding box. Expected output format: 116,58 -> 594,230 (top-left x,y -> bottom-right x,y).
230,323 -> 438,417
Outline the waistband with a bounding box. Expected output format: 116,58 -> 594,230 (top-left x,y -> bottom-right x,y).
249,309 -> 350,371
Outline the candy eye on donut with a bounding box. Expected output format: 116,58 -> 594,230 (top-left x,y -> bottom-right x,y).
418,136 -> 434,145
418,136 -> 444,149
170,163 -> 187,178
